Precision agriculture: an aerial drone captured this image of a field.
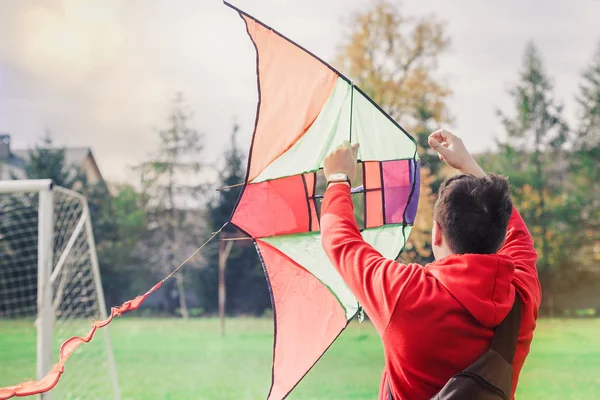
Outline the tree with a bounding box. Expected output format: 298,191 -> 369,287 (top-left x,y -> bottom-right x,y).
335,0 -> 452,262
491,42 -> 570,315
22,131 -> 83,188
11,132 -> 145,311
136,93 -> 205,318
198,123 -> 271,316
576,42 -> 600,149
567,42 -> 600,281
91,184 -> 148,307
335,0 -> 451,129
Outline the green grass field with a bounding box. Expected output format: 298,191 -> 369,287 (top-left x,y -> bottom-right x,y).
1,318 -> 599,399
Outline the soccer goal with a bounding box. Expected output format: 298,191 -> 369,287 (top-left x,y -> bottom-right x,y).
0,179 -> 120,399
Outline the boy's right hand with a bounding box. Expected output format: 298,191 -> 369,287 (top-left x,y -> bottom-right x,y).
428,129 -> 486,177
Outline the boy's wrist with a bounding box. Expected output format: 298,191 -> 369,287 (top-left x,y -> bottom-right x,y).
460,159 -> 486,178
327,181 -> 351,189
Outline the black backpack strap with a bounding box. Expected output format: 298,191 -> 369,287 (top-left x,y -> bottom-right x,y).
491,295 -> 522,364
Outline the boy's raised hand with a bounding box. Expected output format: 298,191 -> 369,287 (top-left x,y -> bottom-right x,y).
428,129 -> 486,177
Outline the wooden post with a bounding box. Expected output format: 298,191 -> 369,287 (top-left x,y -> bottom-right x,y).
218,239 -> 233,336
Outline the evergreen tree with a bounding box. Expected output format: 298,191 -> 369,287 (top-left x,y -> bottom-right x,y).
568,42 -> 600,280
198,123 -> 270,315
576,42 -> 600,149
23,131 -> 82,188
492,42 -> 569,315
92,184 -> 148,307
136,92 -> 205,318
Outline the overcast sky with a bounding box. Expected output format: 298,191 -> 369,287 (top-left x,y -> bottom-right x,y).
1,0 -> 599,184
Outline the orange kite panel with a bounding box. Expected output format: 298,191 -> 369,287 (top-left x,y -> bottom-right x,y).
242,14 -> 338,182
364,161 -> 382,189
366,191 -> 384,228
231,176 -> 309,238
256,240 -> 347,400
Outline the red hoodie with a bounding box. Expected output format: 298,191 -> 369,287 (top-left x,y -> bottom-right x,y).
321,184 -> 541,400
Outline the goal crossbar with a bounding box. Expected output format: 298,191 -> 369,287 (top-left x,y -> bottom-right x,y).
0,179 -> 53,193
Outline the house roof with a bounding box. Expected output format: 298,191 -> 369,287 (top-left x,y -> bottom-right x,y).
0,153 -> 28,180
11,147 -> 92,167
0,146 -> 104,184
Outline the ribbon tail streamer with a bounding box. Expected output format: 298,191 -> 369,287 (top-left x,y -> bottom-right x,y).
0,282 -> 163,400
0,224 -> 224,399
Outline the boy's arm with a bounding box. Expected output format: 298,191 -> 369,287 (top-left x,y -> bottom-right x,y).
428,129 -> 541,308
497,208 -> 541,308
320,183 -> 419,334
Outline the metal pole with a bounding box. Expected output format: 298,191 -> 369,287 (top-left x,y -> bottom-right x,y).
0,179 -> 53,193
37,187 -> 54,400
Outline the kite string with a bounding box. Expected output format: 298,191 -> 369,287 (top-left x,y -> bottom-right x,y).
162,223 -> 227,283
0,222 -> 229,400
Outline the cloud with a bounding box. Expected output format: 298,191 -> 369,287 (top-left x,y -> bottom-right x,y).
6,0 -> 124,86
1,0 -> 599,184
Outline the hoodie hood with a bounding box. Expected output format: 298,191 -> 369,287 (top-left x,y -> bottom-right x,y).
425,253 -> 516,327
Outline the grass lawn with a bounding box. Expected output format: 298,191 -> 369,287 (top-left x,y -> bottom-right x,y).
1,318 -> 599,399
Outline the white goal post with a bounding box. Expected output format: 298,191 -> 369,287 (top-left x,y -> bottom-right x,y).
0,179 -> 120,399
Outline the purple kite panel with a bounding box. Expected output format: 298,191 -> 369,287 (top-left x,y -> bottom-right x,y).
405,160 -> 420,224
382,160 -> 410,224
382,159 -> 420,225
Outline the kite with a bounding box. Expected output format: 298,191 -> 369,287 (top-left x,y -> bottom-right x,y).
223,2 -> 420,399
0,3 -> 419,399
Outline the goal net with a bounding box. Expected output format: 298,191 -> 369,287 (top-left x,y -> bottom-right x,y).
0,180 -> 120,399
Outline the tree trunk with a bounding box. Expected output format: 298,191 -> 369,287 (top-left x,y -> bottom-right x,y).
175,271 -> 189,319
219,240 -> 234,335
161,279 -> 178,315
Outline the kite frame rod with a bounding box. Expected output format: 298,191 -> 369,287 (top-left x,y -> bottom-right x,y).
220,237 -> 252,241
216,182 -> 244,191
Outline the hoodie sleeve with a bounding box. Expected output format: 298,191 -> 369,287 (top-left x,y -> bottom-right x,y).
320,184 -> 420,334
498,207 -> 541,309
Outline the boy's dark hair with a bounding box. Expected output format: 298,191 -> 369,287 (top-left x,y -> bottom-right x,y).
434,173 -> 513,254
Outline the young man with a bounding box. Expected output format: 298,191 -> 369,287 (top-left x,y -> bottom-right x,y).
321,129 -> 541,400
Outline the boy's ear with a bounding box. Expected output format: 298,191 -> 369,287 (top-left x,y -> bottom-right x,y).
433,221 -> 443,246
